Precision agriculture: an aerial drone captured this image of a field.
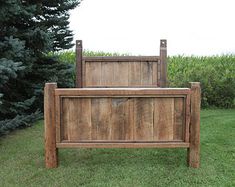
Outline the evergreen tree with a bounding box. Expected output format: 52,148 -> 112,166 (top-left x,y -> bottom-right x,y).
0,0 -> 80,135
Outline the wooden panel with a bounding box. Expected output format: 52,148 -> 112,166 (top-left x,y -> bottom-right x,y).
91,98 -> 112,140
134,98 -> 154,140
83,60 -> 162,87
128,62 -> 141,86
173,98 -> 184,140
111,98 -> 133,140
153,98 -> 174,141
141,61 -> 153,85
62,98 -> 91,141
85,62 -> 101,86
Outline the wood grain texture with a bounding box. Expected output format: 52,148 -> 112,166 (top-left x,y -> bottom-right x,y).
91,98 -> 112,140
101,62 -> 114,86
141,61 -> 153,85
111,98 -> 133,140
188,82 -> 201,168
154,98 -> 174,141
57,142 -> 189,148
85,62 -> 101,86
55,88 -> 191,96
113,62 -> 129,86
44,83 -> 58,168
133,98 -> 154,140
128,62 -> 141,86
173,98 -> 184,140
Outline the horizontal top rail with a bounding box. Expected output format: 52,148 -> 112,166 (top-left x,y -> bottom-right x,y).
83,56 -> 160,62
55,88 -> 190,96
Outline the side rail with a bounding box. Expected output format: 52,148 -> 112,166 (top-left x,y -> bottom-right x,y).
44,83 -> 200,168
75,40 -> 167,88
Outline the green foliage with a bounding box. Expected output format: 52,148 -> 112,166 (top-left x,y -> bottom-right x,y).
0,109 -> 235,186
0,0 -> 80,135
168,55 -> 235,108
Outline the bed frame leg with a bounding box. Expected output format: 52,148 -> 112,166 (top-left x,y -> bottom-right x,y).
188,82 -> 201,168
44,83 -> 58,168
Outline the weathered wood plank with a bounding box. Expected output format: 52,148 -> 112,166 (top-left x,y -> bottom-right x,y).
154,98 -> 174,141
134,98 -> 154,140
91,98 -> 112,140
152,61 -> 158,86
128,62 -> 141,86
84,56 -> 160,62
113,62 -> 129,86
85,62 -> 102,86
111,98 -> 133,140
173,98 -> 184,140
57,142 -> 189,148
101,62 -> 114,86
141,61 -> 153,85
55,88 -> 191,96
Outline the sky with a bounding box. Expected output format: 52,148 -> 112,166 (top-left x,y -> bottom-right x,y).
69,0 -> 235,56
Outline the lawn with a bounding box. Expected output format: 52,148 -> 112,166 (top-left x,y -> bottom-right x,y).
0,109 -> 234,187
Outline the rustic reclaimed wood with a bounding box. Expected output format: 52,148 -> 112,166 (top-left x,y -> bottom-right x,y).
188,82 -> 201,168
76,40 -> 167,88
44,83 -> 58,168
57,89 -> 188,143
44,83 -> 201,168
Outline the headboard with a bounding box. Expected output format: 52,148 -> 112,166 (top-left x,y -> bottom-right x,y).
75,40 -> 167,88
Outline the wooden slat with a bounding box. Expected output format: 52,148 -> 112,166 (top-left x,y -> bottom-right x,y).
101,62 -> 114,86
152,61 -> 158,86
154,98 -> 174,141
85,62 -> 102,86
134,98 -> 153,140
84,56 -> 160,62
61,98 -> 69,141
55,88 -> 191,96
111,98 -> 133,140
57,142 -> 189,148
91,98 -> 112,140
141,61 -> 153,85
173,98 -> 184,140
113,62 -> 129,86
55,95 -> 61,142
128,62 -> 141,86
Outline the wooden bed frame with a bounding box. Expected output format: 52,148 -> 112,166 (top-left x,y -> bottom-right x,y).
44,40 -> 201,168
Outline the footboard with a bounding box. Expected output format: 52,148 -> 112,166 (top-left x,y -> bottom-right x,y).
44,83 -> 200,168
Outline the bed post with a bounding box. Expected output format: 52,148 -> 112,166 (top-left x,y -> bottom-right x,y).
159,39 -> 167,87
44,83 -> 58,168
188,82 -> 201,168
76,40 -> 83,88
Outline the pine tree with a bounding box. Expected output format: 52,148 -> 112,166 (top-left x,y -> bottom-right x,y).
0,0 -> 80,135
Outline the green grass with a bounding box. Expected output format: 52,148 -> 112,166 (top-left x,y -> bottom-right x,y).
0,109 -> 235,186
